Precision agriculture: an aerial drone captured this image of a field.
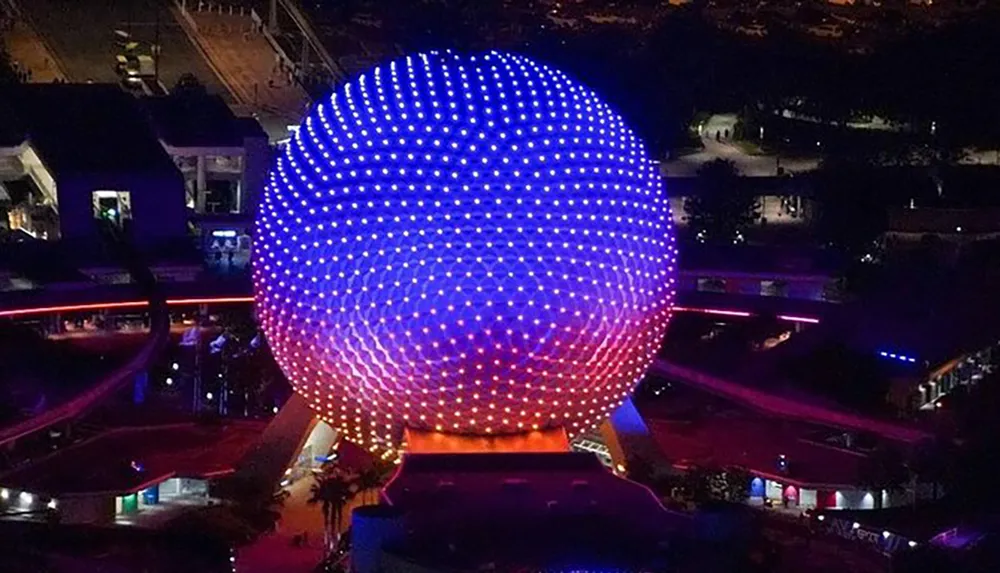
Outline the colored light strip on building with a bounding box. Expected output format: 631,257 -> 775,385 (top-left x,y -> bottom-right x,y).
777,314 -> 822,324
0,296 -> 255,318
671,306 -> 752,318
879,350 -> 917,363
673,306 -> 822,324
0,297 -> 822,326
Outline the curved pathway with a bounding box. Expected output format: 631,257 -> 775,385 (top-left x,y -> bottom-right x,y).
0,230 -> 170,446
652,360 -> 931,444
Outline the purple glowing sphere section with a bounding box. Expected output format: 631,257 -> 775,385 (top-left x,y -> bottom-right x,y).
253,50 -> 677,447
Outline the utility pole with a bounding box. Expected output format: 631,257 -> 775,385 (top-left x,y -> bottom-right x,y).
269,0 -> 279,34
153,0 -> 161,85
192,304 -> 207,413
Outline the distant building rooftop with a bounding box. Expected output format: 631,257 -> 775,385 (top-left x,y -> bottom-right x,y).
142,93 -> 265,149
680,244 -> 845,277
0,520 -> 230,572
667,175 -> 805,197
0,84 -> 179,179
833,266 -> 1000,371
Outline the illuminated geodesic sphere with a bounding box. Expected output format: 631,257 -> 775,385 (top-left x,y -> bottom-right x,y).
254,50 -> 677,449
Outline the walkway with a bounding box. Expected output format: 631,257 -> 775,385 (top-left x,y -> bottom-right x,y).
0,13 -> 66,83
235,478 -> 324,573
236,468 -> 378,573
664,114 -> 821,177
172,4 -> 310,139
652,359 -> 932,444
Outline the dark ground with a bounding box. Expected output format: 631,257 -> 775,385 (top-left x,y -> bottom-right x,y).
21,0 -> 229,97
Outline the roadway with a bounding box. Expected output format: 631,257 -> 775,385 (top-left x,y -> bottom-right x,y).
16,0 -> 229,97
171,4 -> 311,141
663,114 -> 822,178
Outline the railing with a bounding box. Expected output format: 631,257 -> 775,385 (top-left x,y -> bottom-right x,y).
260,0 -> 346,83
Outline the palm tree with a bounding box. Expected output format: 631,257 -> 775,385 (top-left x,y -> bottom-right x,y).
308,469 -> 357,556
170,476 -> 288,547
215,476 -> 289,534
354,457 -> 397,505
684,158 -> 759,245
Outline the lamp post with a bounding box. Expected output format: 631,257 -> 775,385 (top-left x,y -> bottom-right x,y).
153,0 -> 161,85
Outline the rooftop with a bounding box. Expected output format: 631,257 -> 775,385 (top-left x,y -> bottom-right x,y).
666,175 -> 805,197
0,421 -> 266,496
0,84 -> 179,179
142,93 -> 265,148
826,264 -> 1000,370
679,244 -> 845,277
382,452 -> 684,571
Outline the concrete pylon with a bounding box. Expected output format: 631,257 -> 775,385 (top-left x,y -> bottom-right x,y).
233,393 -> 330,487
269,0 -> 279,34
598,397 -> 659,471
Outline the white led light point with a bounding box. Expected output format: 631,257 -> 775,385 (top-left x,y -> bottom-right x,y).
254,50 -> 677,449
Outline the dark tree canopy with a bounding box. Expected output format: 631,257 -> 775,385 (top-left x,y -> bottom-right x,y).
173,73 -> 207,97
785,340 -> 890,414
940,363 -> 1000,510
684,159 -> 760,244
0,45 -> 18,86
811,158 -> 890,258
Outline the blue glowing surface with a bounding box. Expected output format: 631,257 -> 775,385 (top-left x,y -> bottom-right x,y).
254,50 -> 677,448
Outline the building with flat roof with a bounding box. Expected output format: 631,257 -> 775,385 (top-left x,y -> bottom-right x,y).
0,520 -> 233,573
141,91 -> 269,219
0,421 -> 265,526
797,264 -> 1000,414
141,91 -> 270,271
0,84 -> 271,272
678,244 -> 845,304
0,84 -> 186,249
357,451 -> 688,573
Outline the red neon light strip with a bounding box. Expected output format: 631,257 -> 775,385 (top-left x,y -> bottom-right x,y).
671,306 -> 753,318
0,300 -> 148,318
166,296 -> 254,306
777,314 -> 821,324
0,296 -> 822,325
0,296 -> 255,318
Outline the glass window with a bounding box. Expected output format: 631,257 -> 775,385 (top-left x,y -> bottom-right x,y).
92,190 -> 133,228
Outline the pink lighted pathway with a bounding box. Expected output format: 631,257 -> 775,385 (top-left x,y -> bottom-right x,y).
653,360 -> 931,443
236,474 -> 379,573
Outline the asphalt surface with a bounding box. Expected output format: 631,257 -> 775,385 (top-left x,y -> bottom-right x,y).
20,0 -> 230,98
